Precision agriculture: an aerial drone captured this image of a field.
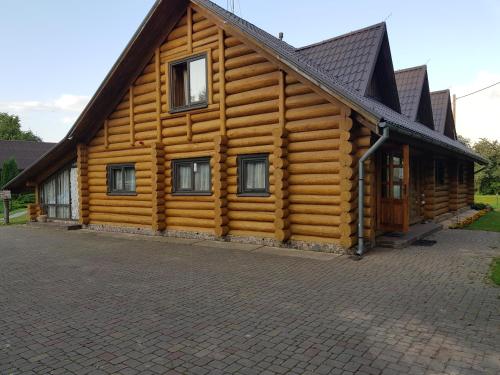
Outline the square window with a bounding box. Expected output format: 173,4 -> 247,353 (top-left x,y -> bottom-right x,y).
107,164 -> 136,195
238,154 -> 269,196
170,55 -> 208,112
172,158 -> 211,195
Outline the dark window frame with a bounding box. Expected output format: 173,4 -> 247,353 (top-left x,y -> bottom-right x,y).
237,154 -> 270,197
169,53 -> 208,113
107,164 -> 137,196
435,160 -> 446,186
172,157 -> 212,196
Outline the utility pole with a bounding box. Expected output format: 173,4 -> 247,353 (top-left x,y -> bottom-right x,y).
227,0 -> 235,13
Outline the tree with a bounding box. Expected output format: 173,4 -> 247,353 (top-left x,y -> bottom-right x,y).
0,112 -> 41,141
0,158 -> 19,189
458,134 -> 472,148
473,138 -> 500,195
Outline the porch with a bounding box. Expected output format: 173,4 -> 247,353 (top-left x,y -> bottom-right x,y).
370,140 -> 475,249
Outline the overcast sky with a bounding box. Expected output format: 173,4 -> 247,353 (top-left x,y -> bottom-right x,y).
1,0 -> 499,143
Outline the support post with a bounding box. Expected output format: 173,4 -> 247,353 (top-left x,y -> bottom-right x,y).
2,198 -> 9,225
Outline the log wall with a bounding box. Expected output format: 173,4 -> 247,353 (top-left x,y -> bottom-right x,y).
78,5 -> 478,248
79,5 -> 355,248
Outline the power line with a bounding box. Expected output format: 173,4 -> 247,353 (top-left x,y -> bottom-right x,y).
456,81 -> 500,100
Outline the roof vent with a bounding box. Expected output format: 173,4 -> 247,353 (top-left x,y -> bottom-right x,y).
279,32 -> 284,41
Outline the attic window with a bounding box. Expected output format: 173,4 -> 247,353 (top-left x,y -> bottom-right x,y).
169,54 -> 208,112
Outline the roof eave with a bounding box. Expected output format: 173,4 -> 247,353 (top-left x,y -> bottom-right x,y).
384,121 -> 487,164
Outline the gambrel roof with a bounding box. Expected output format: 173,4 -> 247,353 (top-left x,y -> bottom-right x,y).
5,0 -> 486,190
395,66 -> 435,129
431,90 -> 457,139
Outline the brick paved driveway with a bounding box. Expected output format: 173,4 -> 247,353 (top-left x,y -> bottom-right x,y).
0,225 -> 499,375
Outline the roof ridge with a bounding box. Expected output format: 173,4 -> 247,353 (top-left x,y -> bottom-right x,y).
296,22 -> 386,51
0,139 -> 55,144
395,65 -> 427,74
430,89 -> 450,95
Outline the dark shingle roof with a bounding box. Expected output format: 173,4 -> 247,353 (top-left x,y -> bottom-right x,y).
5,0 -> 486,191
0,140 -> 55,170
296,23 -> 385,94
395,66 -> 427,120
194,0 -> 483,162
430,90 -> 450,133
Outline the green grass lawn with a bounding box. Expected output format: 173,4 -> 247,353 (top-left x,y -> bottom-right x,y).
490,258 -> 500,286
0,208 -> 28,226
475,195 -> 500,210
465,210 -> 500,232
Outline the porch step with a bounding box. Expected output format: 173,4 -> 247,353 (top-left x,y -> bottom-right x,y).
376,222 -> 443,249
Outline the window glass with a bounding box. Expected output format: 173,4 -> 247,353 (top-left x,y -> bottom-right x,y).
112,169 -> 123,191
171,62 -> 188,108
245,160 -> 266,190
172,158 -> 211,194
238,154 -> 269,195
40,168 -> 71,219
124,167 -> 136,192
108,165 -> 136,194
194,161 -> 210,192
393,184 -> 402,199
189,58 -> 207,104
178,164 -> 193,190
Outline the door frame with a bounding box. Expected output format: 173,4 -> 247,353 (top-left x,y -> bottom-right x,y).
376,144 -> 410,232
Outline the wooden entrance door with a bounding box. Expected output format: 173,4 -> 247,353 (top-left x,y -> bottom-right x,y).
409,157 -> 424,224
378,145 -> 409,232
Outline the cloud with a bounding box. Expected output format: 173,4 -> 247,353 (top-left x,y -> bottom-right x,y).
451,71 -> 500,142
0,94 -> 90,113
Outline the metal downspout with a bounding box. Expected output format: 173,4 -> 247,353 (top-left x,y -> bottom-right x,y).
357,123 -> 389,257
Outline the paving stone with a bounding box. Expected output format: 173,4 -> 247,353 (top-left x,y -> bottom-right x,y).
0,226 -> 498,375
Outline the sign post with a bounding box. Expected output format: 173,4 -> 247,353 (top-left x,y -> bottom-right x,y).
1,191 -> 11,225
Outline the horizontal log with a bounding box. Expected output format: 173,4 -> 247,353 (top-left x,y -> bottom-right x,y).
286,115 -> 342,133
89,212 -> 151,225
290,224 -> 340,238
286,104 -> 340,121
289,213 -> 340,226
226,99 -> 278,119
288,185 -> 340,195
166,217 -> 214,228
225,72 -> 279,95
288,139 -> 339,153
225,52 -> 267,70
285,83 -> 312,97
225,86 -> 279,109
288,162 -> 340,174
289,204 -> 341,215
226,112 -> 278,129
228,220 -> 274,233
288,174 -> 340,185
288,150 -> 338,163
286,93 -> 326,109
166,209 -> 214,219
225,62 -> 276,82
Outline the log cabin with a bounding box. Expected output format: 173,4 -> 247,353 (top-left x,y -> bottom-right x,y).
5,0 -> 487,254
